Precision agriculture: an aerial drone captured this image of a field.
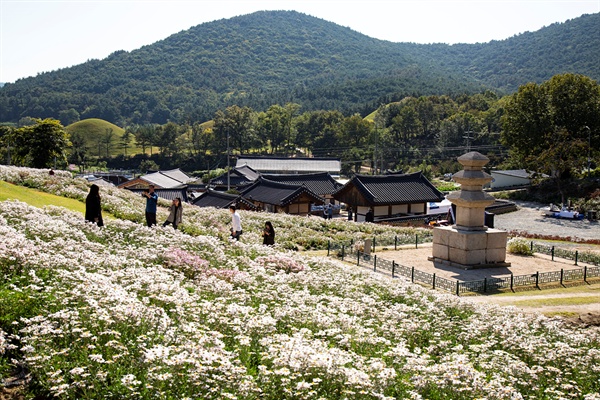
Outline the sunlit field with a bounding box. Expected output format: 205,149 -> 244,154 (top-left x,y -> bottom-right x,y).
1,166 -> 599,399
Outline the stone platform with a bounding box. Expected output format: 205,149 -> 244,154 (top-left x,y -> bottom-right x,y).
430,225 -> 511,270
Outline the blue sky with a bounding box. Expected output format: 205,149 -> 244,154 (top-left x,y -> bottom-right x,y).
1,0 -> 598,83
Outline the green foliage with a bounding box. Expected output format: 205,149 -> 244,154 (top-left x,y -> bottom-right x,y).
11,118 -> 71,168
580,188 -> 600,213
502,74 -> 599,169
507,238 -> 533,256
432,179 -> 459,192
199,168 -> 226,183
213,105 -> 256,154
502,73 -> 600,202
1,11 -> 597,126
138,159 -> 159,173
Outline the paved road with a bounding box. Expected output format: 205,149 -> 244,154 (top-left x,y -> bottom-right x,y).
494,201 -> 600,242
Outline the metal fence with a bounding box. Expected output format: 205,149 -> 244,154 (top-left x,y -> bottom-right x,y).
329,240 -> 600,296
327,233 -> 434,255
531,242 -> 600,266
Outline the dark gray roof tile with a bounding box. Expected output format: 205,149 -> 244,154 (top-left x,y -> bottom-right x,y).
335,172 -> 444,205
261,172 -> 342,195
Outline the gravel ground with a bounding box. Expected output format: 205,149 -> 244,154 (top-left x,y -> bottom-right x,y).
494,200 -> 600,242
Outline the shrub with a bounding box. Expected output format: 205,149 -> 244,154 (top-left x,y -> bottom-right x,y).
507,237 -> 533,256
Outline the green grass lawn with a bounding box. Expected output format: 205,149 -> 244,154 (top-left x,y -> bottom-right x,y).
509,296 -> 600,307
0,180 -> 112,218
493,282 -> 600,297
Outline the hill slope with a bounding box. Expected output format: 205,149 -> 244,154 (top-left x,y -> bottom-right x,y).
66,118 -> 140,158
0,11 -> 597,126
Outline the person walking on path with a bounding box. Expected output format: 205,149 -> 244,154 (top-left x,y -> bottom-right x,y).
162,197 -> 183,229
262,221 -> 275,245
327,203 -> 333,220
85,184 -> 104,227
143,184 -> 158,227
230,205 -> 242,240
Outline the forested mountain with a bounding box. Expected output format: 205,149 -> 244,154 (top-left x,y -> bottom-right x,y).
0,11 -> 597,126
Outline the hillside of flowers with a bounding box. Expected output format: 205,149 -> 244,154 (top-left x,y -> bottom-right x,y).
0,166 -> 599,399
0,166 -> 431,250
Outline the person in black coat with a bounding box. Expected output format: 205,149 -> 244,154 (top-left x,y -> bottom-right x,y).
85,184 -> 104,227
262,221 -> 275,245
365,208 -> 374,223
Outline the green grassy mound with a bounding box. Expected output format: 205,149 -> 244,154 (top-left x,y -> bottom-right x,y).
66,118 -> 142,157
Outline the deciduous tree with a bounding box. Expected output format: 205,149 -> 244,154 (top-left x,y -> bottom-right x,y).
502,73 -> 600,202
11,118 -> 71,168
502,73 -> 599,174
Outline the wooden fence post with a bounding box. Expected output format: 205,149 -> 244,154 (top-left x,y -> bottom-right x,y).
341,245 -> 345,261
327,241 -> 330,256
357,251 -> 360,266
551,246 -> 555,261
456,280 -> 460,296
575,251 -> 578,266
394,235 -> 397,250
392,261 -> 395,278
484,277 -> 487,293
373,255 -> 377,272
411,266 -> 415,283
584,266 -> 588,283
432,273 -> 436,290
510,273 -> 514,292
535,272 -> 540,290
415,234 -> 418,249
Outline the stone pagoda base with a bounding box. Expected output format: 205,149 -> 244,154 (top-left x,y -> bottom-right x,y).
429,226 -> 511,270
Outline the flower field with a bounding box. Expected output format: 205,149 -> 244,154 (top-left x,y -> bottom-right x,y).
0,166 -> 599,399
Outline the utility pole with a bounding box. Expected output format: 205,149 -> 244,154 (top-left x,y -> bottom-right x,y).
227,128 -> 230,191
373,122 -> 378,175
463,131 -> 475,152
585,126 -> 591,173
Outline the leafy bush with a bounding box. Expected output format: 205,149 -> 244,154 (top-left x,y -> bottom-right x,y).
507,237 -> 533,256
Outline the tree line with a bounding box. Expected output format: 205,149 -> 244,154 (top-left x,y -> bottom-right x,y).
1,74 -> 598,197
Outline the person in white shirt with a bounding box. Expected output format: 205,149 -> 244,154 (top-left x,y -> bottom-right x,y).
229,205 -> 242,240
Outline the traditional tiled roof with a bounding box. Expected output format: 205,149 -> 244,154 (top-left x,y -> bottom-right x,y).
240,178 -> 325,206
261,172 -> 342,196
192,190 -> 257,210
82,173 -> 130,186
85,176 -> 114,187
187,183 -> 208,191
235,165 -> 261,181
210,166 -> 259,187
236,156 -> 341,174
138,169 -> 193,188
159,169 -> 195,184
334,172 -> 444,205
127,188 -> 189,203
